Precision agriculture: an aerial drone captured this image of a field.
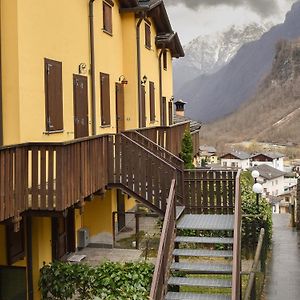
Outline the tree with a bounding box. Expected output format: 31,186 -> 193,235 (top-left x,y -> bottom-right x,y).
180,130 -> 194,169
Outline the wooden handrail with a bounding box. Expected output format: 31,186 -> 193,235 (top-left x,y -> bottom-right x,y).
150,179 -> 176,300
243,228 -> 265,300
231,169 -> 242,300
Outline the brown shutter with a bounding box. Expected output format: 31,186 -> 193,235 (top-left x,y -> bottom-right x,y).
149,81 -> 155,122
45,58 -> 63,131
163,51 -> 168,70
103,2 -> 112,34
162,97 -> 167,126
100,72 -> 111,126
168,101 -> 173,125
145,23 -> 151,49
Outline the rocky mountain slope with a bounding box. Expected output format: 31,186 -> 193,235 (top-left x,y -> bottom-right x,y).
176,1 -> 300,123
200,38 -> 300,146
173,23 -> 268,94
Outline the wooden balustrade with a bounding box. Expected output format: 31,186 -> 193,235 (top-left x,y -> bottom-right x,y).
0,135 -> 109,222
150,179 -> 176,300
183,169 -> 237,214
108,134 -> 177,214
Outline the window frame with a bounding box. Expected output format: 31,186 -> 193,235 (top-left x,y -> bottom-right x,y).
145,23 -> 151,49
163,50 -> 168,70
102,0 -> 113,35
100,72 -> 111,127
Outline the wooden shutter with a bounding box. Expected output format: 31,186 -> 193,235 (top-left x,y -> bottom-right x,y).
103,2 -> 112,34
6,221 -> 25,265
145,23 -> 151,49
100,72 -> 111,126
149,82 -> 155,122
45,58 -> 63,131
168,101 -> 173,125
163,51 -> 168,70
162,97 -> 167,126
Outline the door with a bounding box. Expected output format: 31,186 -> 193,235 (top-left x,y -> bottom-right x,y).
117,190 -> 126,232
52,209 -> 75,260
141,85 -> 146,127
73,75 -> 89,138
116,83 -> 125,133
162,97 -> 167,126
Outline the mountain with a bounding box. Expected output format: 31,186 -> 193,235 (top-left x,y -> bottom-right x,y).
176,1 -> 300,123
200,38 -> 300,146
173,23 -> 269,94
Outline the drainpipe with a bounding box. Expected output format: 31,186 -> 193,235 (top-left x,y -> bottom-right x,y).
158,48 -> 164,126
136,13 -> 144,128
89,0 -> 96,135
26,216 -> 33,300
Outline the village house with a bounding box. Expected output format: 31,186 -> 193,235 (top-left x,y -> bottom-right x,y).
250,152 -> 285,171
198,145 -> 218,166
220,151 -> 250,170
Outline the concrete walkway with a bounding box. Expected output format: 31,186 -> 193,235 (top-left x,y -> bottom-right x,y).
263,214 -> 300,300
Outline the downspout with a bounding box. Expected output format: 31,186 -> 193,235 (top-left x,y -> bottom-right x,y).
89,0 -> 96,135
26,216 -> 33,300
158,48 -> 164,126
136,13 -> 144,128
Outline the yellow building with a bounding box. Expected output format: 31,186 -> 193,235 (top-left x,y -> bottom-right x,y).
0,0 -> 186,299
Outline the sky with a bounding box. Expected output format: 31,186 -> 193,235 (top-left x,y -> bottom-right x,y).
164,0 -> 297,45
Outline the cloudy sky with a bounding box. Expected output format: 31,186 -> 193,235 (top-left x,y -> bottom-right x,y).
164,0 -> 296,44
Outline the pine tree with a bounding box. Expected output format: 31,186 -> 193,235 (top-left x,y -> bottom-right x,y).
180,130 -> 194,169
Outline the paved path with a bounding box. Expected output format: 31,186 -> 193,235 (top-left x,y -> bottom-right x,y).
263,214 -> 300,300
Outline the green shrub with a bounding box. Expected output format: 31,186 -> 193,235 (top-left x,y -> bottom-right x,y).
39,261 -> 154,300
180,130 -> 194,169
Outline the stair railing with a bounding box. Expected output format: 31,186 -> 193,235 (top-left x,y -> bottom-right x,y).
150,179 -> 176,300
231,169 -> 242,300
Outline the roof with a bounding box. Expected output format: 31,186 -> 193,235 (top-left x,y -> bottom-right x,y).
200,146 -> 216,153
173,114 -> 202,133
249,164 -> 286,180
251,152 -> 285,160
220,151 -> 250,160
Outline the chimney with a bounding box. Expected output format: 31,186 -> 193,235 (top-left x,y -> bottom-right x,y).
174,99 -> 186,117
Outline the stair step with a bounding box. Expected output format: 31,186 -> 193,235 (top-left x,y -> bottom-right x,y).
168,277 -> 232,288
173,249 -> 233,258
165,292 -> 231,300
176,206 -> 185,220
171,262 -> 232,274
175,236 -> 233,245
177,215 -> 234,231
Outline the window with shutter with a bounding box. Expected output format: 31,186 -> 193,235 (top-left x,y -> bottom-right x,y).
162,97 -> 167,126
6,221 -> 25,265
100,72 -> 111,126
145,23 -> 151,49
149,82 -> 155,122
44,58 -> 63,132
103,1 -> 113,34
163,51 -> 168,70
168,101 -> 173,125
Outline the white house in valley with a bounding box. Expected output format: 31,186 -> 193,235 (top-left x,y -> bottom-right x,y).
220,151 -> 250,170
250,164 -> 286,197
250,152 -> 285,171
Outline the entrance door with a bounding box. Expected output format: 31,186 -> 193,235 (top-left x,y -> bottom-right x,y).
73,75 -> 89,138
52,209 -> 75,260
116,83 -> 125,133
140,85 -> 146,128
117,190 -> 126,232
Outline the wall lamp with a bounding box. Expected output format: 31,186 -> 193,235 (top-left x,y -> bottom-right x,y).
119,75 -> 128,85
141,75 -> 148,85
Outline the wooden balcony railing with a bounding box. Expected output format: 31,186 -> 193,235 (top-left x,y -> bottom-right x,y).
183,169 -> 237,214
0,135 -> 109,223
150,179 -> 176,300
107,134 -> 177,214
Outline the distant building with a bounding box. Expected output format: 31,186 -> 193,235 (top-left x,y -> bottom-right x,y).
199,146 -> 218,165
220,151 -> 250,170
250,152 -> 285,171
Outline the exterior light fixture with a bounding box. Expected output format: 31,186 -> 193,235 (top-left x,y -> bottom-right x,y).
251,170 -> 262,208
253,183 -> 263,194
141,75 -> 148,85
251,170 -> 260,179
119,75 -> 128,85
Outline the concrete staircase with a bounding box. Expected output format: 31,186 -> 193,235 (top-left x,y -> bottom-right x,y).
165,214 -> 235,300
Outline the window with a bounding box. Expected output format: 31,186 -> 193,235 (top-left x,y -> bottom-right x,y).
145,23 -> 151,49
100,72 -> 111,126
231,162 -> 236,167
44,58 -> 63,132
103,1 -> 113,34
163,51 -> 168,70
149,81 -> 155,122
223,162 -> 227,167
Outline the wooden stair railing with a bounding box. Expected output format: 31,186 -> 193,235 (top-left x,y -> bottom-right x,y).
231,169 -> 242,300
150,179 -> 176,300
107,134 -> 177,215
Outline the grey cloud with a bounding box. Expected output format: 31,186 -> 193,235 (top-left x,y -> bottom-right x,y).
164,0 -> 279,17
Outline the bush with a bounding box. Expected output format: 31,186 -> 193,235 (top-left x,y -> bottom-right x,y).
241,171 -> 272,257
180,130 -> 194,169
39,261 -> 154,300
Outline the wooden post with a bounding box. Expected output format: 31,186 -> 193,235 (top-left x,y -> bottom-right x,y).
135,214 -> 140,250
